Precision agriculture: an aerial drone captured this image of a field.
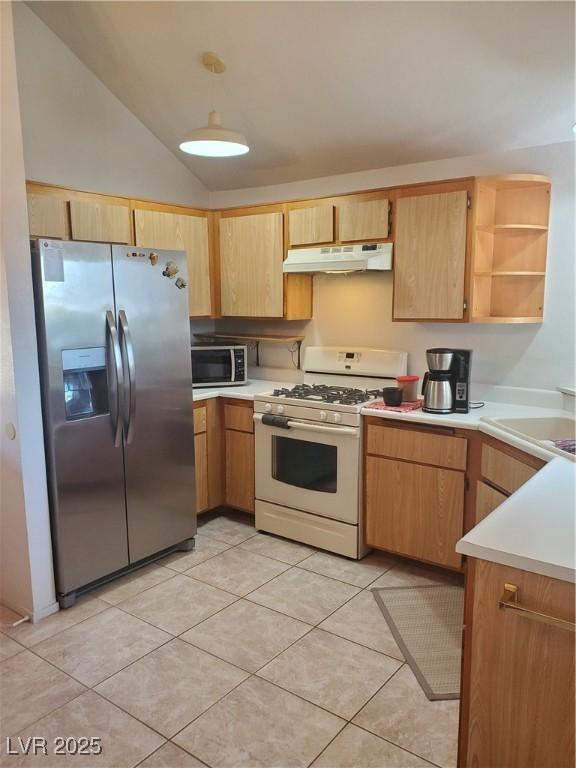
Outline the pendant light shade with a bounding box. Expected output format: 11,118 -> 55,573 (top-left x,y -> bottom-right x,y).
179,110 -> 249,157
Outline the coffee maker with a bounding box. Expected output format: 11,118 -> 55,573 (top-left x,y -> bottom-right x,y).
422,348 -> 472,414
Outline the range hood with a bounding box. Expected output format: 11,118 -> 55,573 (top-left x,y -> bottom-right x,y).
283,242 -> 393,273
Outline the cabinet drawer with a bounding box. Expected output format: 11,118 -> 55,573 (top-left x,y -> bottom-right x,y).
475,480 -> 507,524
223,403 -> 254,433
366,424 -> 467,470
481,444 -> 537,495
365,455 -> 463,568
193,406 -> 207,434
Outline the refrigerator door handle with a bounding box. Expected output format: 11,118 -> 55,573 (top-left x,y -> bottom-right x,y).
106,310 -> 124,448
118,309 -> 136,445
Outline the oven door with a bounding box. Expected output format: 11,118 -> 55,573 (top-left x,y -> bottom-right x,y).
191,347 -> 235,387
254,414 -> 360,524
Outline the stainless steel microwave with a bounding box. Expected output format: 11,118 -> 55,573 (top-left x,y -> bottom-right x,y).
190,344 -> 248,388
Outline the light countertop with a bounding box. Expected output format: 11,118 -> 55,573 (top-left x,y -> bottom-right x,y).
195,379 -> 574,582
195,381 -> 571,462
456,458 -> 576,583
193,379 -> 293,402
361,401 -> 573,462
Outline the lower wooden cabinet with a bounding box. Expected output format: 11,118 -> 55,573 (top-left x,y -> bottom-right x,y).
225,430 -> 255,513
193,403 -> 209,513
223,401 -> 255,514
194,432 -> 209,512
365,455 -> 464,568
481,442 -> 539,495
474,480 -> 507,524
193,398 -> 255,516
459,559 -> 575,767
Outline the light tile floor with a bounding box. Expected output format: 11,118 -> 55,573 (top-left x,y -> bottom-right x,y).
0,511 -> 461,768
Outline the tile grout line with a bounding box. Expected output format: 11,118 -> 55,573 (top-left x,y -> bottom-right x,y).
8,516 -> 455,768
351,721 -> 445,768
133,741 -> 211,768
342,661 -> 449,768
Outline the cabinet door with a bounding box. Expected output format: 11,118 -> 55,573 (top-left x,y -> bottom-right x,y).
338,198 -> 389,242
69,199 -> 131,243
194,432 -> 209,513
481,444 -> 538,495
220,212 -> 284,317
288,205 -> 334,246
225,430 -> 255,513
365,456 -> 464,568
27,194 -> 68,238
134,209 -> 211,316
464,559 -> 575,768
475,480 -> 507,524
393,190 -> 467,320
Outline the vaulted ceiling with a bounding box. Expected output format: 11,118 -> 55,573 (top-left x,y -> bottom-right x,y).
28,1 -> 574,191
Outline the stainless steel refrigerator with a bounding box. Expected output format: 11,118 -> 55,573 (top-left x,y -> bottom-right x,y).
32,239 -> 196,607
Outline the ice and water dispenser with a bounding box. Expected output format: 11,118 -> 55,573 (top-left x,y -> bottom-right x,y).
62,347 -> 109,420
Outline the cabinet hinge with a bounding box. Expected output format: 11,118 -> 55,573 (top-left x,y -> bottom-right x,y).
467,195 -> 472,209
463,300 -> 468,311
465,477 -> 470,492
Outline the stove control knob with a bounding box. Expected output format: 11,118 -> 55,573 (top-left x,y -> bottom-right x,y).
319,411 -> 327,421
276,405 -> 285,414
333,413 -> 342,423
264,403 -> 272,412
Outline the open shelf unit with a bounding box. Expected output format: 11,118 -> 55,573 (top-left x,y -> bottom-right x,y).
194,331 -> 305,368
470,174 -> 551,323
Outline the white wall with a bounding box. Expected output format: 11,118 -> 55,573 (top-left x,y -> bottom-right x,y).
12,4 -> 208,207
1,2 -> 57,620
213,141 -> 575,391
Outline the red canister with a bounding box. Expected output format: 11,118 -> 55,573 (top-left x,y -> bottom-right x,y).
395,375 -> 420,402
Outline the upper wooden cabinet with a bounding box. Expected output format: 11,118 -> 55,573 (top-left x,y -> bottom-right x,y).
393,189 -> 468,320
27,173 -> 549,325
219,211 -> 284,317
288,205 -> 334,246
338,198 -> 390,242
27,193 -> 68,239
134,208 -> 211,317
69,199 -> 131,243
470,175 -> 550,324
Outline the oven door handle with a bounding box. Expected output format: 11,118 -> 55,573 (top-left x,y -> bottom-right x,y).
254,413 -> 359,438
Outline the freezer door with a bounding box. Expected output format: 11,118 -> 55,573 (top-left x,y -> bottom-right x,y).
111,246 -> 196,562
32,240 -> 129,597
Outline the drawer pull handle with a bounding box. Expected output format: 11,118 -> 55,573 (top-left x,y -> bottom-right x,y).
499,583 -> 575,632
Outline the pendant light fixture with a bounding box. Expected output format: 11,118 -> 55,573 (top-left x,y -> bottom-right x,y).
179,52 -> 249,158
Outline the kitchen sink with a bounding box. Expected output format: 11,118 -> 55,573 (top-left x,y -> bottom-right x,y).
487,416 -> 575,442
484,415 -> 576,459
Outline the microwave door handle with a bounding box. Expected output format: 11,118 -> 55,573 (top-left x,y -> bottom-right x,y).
118,310 -> 136,445
106,310 -> 124,448
230,349 -> 236,383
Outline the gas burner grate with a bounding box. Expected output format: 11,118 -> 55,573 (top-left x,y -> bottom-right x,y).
271,384 -> 381,405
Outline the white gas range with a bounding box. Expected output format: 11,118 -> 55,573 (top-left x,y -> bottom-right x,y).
253,347 -> 407,559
